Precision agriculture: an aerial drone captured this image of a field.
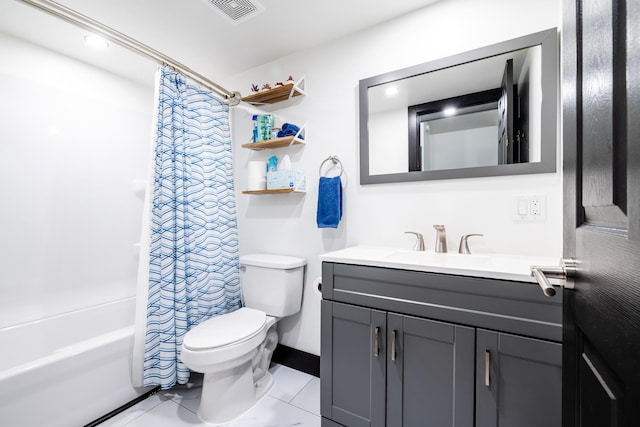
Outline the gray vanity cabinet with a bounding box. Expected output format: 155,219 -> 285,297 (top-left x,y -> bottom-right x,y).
321,300 -> 475,427
321,262 -> 563,427
475,329 -> 562,427
386,313 -> 475,427
321,301 -> 386,427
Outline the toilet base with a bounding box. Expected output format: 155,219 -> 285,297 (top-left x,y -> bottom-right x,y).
198,356 -> 257,424
255,370 -> 274,400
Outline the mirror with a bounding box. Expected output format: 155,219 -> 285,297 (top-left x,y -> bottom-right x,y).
359,29 -> 557,184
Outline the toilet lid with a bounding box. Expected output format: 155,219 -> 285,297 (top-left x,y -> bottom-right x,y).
182,307 -> 266,350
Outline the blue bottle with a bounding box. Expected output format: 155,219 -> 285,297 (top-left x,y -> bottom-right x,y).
267,155 -> 278,172
252,115 -> 258,142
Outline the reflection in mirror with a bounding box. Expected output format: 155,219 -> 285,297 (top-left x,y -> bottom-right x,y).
417,97 -> 500,171
360,29 -> 557,184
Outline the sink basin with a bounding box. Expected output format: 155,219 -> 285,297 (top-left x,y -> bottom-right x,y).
320,246 -> 561,283
383,250 -> 492,268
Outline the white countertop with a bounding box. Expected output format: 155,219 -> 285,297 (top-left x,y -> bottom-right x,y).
319,246 -> 562,284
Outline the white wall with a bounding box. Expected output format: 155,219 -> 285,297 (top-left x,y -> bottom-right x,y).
0,33 -> 153,328
222,0 -> 562,356
369,109 -> 408,174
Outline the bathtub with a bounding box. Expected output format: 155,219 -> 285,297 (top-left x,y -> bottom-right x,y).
0,297 -> 151,427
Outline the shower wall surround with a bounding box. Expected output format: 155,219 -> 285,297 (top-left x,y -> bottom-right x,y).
0,32 -> 153,328
222,0 -> 562,356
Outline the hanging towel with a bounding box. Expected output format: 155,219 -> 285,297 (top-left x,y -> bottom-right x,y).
317,176 -> 342,228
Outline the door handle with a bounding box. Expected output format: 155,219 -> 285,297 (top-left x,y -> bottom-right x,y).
485,350 -> 491,387
530,258 -> 578,297
374,327 -> 380,357
391,330 -> 397,362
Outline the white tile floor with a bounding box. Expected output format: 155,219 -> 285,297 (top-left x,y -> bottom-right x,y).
100,364 -> 320,427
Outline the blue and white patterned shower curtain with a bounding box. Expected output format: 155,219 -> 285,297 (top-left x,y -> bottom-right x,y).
137,67 -> 241,389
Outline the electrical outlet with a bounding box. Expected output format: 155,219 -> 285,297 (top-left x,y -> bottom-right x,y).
530,197 -> 542,216
512,194 -> 546,222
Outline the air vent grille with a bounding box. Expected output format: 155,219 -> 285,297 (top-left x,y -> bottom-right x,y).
207,0 -> 265,24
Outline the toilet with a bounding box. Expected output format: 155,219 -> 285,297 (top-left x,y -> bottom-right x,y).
180,253 -> 306,424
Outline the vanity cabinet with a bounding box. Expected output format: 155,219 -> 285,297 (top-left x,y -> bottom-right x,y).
475,329 -> 562,427
321,301 -> 474,427
321,262 -> 562,427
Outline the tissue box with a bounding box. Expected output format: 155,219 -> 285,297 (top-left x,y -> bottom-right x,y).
267,170 -> 306,191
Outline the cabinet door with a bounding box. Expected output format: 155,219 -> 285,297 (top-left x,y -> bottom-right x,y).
321,301 -> 386,427
476,329 -> 562,427
387,314 -> 475,427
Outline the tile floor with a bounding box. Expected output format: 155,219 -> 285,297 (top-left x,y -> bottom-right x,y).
101,364 -> 321,427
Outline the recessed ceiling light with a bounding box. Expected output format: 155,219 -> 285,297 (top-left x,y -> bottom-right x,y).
83,34 -> 109,49
385,86 -> 399,96
443,107 -> 457,116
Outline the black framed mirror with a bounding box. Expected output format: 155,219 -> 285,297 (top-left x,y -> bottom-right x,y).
359,28 -> 558,184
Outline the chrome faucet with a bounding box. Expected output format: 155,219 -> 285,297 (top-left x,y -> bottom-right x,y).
433,225 -> 447,253
405,231 -> 425,251
458,234 -> 483,254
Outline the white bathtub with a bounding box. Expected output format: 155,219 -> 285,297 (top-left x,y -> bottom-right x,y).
0,297 -> 151,427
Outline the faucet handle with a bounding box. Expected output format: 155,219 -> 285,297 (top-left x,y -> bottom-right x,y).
404,232 -> 425,251
458,234 -> 483,254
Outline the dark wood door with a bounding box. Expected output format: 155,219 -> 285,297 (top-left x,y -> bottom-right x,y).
563,0 -> 640,425
498,58 -> 514,164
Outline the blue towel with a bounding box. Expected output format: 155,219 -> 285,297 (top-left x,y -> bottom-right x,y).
277,123 -> 304,139
317,176 -> 342,228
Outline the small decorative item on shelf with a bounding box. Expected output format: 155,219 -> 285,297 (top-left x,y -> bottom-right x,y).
241,75 -> 305,106
250,83 -> 259,93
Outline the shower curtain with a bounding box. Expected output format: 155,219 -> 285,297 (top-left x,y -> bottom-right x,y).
132,67 -> 241,389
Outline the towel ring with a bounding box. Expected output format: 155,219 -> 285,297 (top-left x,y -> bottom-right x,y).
319,155 -> 344,177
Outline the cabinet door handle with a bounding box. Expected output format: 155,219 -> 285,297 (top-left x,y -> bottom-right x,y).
391,330 -> 397,362
485,350 -> 491,387
374,327 -> 380,357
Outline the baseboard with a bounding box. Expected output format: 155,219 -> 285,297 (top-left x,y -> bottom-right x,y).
84,387 -> 159,427
272,345 -> 320,377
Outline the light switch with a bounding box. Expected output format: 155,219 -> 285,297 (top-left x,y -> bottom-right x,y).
512,193 -> 547,222
517,199 -> 528,215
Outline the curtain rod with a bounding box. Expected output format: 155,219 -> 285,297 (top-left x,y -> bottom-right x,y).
18,0 -> 242,105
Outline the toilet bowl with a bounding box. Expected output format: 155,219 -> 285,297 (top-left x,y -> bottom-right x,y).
180,253 -> 306,424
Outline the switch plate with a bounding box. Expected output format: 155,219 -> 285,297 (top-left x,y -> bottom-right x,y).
512,194 -> 546,222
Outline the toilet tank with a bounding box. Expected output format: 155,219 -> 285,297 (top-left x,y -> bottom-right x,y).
239,254 -> 306,317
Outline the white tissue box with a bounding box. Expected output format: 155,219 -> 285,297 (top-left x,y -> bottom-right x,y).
267,170 -> 306,191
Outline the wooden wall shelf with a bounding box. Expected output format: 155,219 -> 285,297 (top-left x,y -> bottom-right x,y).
242,188 -> 305,195
241,76 -> 306,106
241,136 -> 304,150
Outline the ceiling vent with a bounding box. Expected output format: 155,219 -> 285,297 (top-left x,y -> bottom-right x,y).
207,0 -> 265,25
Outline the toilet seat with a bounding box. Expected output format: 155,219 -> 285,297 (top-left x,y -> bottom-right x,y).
183,307 -> 266,351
